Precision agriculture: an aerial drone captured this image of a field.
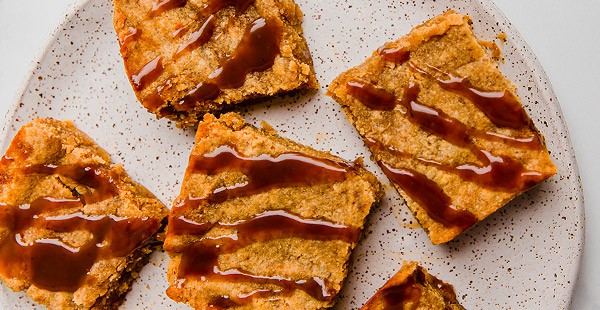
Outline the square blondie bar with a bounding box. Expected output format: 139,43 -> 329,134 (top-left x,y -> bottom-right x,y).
328,11 -> 557,244
114,0 -> 318,126
163,112 -> 382,309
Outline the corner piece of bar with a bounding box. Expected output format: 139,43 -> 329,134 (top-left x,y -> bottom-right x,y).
163,112 -> 382,309
113,0 -> 318,126
0,118 -> 168,309
360,261 -> 465,310
327,10 -> 557,244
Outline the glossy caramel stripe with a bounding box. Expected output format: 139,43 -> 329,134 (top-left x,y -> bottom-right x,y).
346,79 -> 543,228
169,145 -> 361,304
0,164 -> 160,292
173,144 -> 353,212
174,210 -> 360,302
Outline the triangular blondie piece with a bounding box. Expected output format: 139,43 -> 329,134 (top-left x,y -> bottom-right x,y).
361,261 -> 464,310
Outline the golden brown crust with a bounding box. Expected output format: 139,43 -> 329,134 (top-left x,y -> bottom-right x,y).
327,11 -> 557,244
360,261 -> 465,310
0,118 -> 168,309
164,112 -> 382,309
113,0 -> 318,126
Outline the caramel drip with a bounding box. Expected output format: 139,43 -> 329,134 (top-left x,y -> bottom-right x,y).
381,268 -> 424,309
0,156 -> 14,165
175,144 -> 353,211
379,163 -> 477,229
172,24 -> 190,38
144,0 -> 266,112
208,17 -> 282,89
142,80 -> 173,112
366,138 -> 544,192
175,82 -> 220,111
131,56 -> 164,90
142,88 -> 165,111
169,210 -> 360,242
409,63 -> 532,129
154,17 -> 282,113
0,164 -> 160,292
23,164 -> 118,204
119,27 -> 141,51
401,82 -> 472,147
150,0 -> 187,16
378,45 -> 410,63
173,210 -> 359,301
347,80 -> 543,227
174,15 -> 216,59
380,268 -> 457,310
169,145 -> 359,303
346,80 -> 541,149
346,81 -> 397,111
169,215 -> 212,236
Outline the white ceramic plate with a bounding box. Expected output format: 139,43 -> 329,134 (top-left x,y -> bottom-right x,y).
0,0 -> 584,309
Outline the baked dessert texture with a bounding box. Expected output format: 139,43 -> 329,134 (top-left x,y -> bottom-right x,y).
0,118 -> 168,309
113,0 -> 318,126
163,112 -> 383,309
327,11 -> 557,244
360,261 -> 464,310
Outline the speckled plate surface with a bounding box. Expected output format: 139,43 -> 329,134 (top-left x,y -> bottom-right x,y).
0,0 -> 584,309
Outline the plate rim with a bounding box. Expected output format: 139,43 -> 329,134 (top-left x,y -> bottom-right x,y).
476,0 -> 586,305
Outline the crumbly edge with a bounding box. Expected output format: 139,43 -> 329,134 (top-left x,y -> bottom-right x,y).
360,261 -> 465,310
90,242 -> 161,310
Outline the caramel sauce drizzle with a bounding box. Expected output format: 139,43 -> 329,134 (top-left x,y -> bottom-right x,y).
172,24 -> 191,38
169,145 -> 359,304
119,27 -> 141,52
23,164 -> 118,204
381,270 -> 423,309
0,164 -> 160,292
346,80 -> 541,150
173,210 -> 356,303
378,163 -> 478,229
144,17 -> 281,114
182,144 -> 352,205
175,82 -> 221,111
207,17 -> 282,89
377,45 -> 410,63
346,78 -> 544,228
377,44 -> 532,129
173,17 -> 282,111
174,15 -> 216,59
131,56 -> 164,91
380,268 -> 457,310
366,138 -> 543,193
138,0 -> 279,114
409,63 -> 532,129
